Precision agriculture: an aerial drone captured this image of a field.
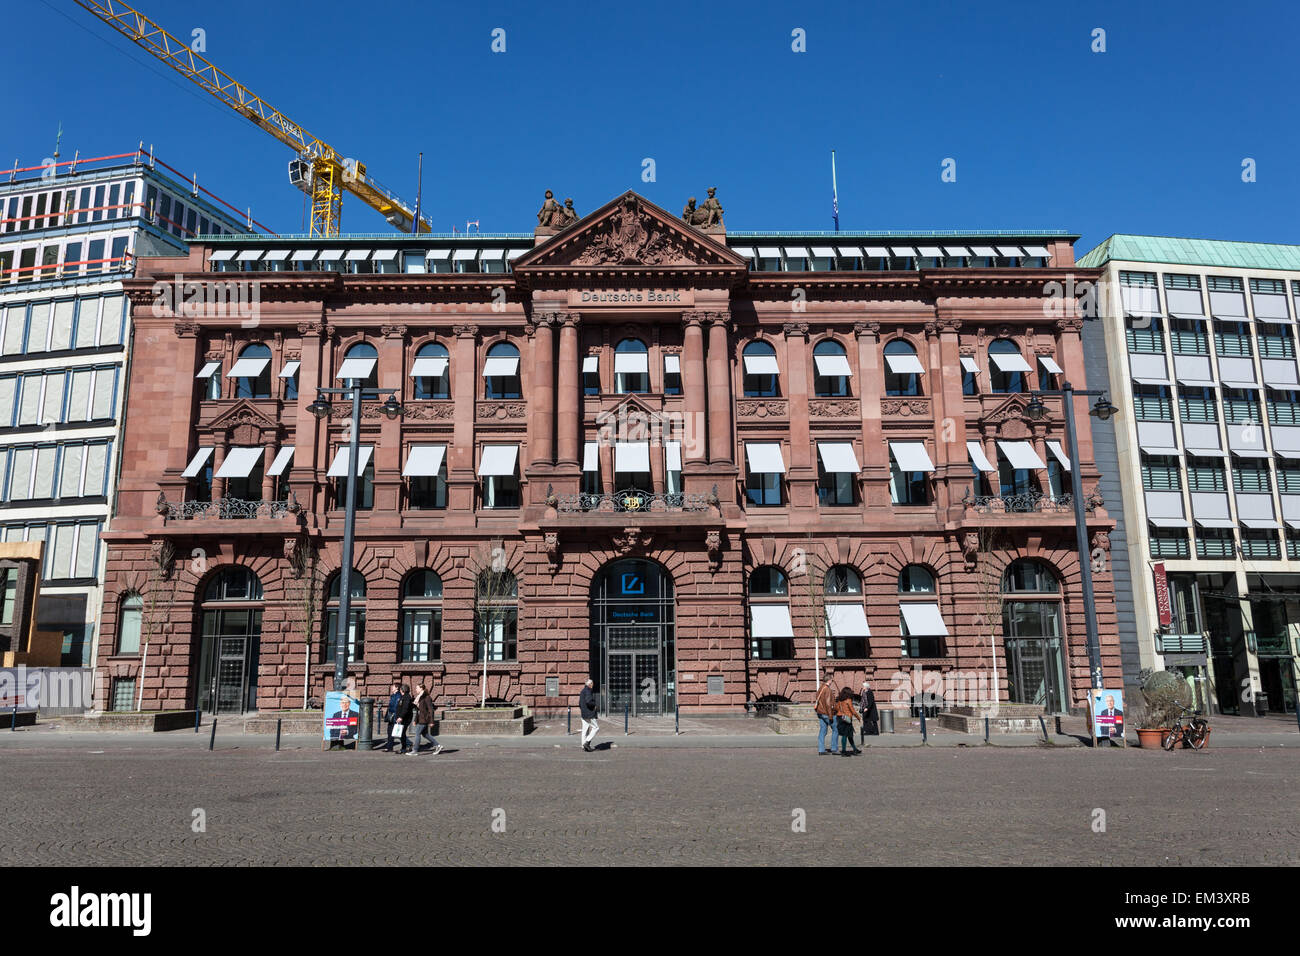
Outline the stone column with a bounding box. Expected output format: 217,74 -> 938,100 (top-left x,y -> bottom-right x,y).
531,313 -> 556,465
706,313 -> 733,464
261,442 -> 275,501
557,312 -> 580,466
681,312 -> 709,463
855,321 -> 888,507
290,320 -> 326,515
784,322 -> 814,510
371,325 -> 406,519
448,324 -> 478,512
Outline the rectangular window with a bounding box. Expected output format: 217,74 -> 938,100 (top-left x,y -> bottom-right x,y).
1132,385 -> 1172,422
1169,318 -> 1208,355
1240,529 -> 1280,560
50,300 -> 75,351
1258,323 -> 1295,358
474,610 -> 518,661
1140,455 -> 1182,491
1149,528 -> 1190,559
1,306 -> 23,354
1196,528 -> 1235,559
1186,456 -> 1226,492
1277,462 -> 1300,494
1177,387 -> 1217,424
110,678 -> 136,712
745,472 -> 782,507
1126,317 -> 1163,353
1232,460 -> 1271,494
1267,389 -> 1300,426
99,295 -> 124,346
86,239 -> 105,276
1288,530 -> 1300,560
62,242 -> 81,278
889,462 -> 929,505
1222,388 -> 1259,425
1214,320 -> 1252,357
401,608 -> 442,662
91,186 -> 105,222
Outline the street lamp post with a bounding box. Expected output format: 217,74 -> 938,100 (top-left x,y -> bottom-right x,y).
309,384 -> 402,691
1025,382 -> 1117,707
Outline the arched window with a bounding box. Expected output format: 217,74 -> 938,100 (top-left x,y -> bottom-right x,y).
475,569 -> 518,661
117,593 -> 143,655
412,341 -> 449,400
884,339 -> 923,396
1001,559 -> 1066,711
749,566 -> 792,661
401,570 -> 443,662
988,339 -> 1028,394
484,342 -> 521,399
196,567 -> 264,714
742,341 -> 779,397
323,571 -> 366,663
341,342 -> 378,389
233,343 -> 272,399
898,564 -> 945,658
813,339 -> 851,397
897,565 -> 935,593
614,338 -> 649,394
824,564 -> 868,659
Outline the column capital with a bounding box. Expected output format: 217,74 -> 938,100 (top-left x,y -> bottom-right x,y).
454,323 -> 479,339
297,320 -> 328,338
533,310 -> 561,328
782,321 -> 810,338
173,321 -> 200,337
1056,316 -> 1084,333
382,324 -> 408,340
936,316 -> 963,333
853,320 -> 881,338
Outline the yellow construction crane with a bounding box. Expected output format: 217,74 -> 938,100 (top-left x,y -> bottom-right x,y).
74,0 -> 431,236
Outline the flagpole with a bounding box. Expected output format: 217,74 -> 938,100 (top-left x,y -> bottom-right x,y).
831,150 -> 839,233
412,152 -> 423,234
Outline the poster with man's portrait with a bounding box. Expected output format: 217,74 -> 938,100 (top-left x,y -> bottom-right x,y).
323,691 -> 358,742
1091,689 -> 1125,740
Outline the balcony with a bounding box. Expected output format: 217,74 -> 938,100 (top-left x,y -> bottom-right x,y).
554,487 -> 714,514
157,494 -> 298,523
962,489 -> 1082,515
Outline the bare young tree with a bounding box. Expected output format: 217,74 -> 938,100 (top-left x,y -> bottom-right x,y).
792,534 -> 829,692
287,539 -> 323,709
470,542 -> 517,708
973,525 -> 1004,716
125,540 -> 177,711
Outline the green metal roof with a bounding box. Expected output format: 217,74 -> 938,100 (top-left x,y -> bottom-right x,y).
1079,234 -> 1300,272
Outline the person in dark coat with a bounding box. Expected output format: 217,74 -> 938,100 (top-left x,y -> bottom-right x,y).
859,680 -> 879,741
391,683 -> 413,755
381,682 -> 401,752
578,678 -> 599,752
834,687 -> 862,756
408,683 -> 442,756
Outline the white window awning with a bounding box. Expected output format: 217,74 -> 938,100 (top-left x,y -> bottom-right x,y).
664,355 -> 681,374
452,248 -> 478,261
1221,381 -> 1258,390
890,246 -> 917,257
666,440 -> 682,472
1023,245 -> 1051,258
582,356 -> 599,374
506,248 -> 528,261
990,350 -> 1032,373
425,249 -> 452,261
343,249 -> 372,261
944,246 -> 972,257
196,361 -> 220,379
268,446 -> 295,476
261,249 -> 291,262
743,353 -> 780,375
826,603 -> 870,637
1194,517 -> 1237,529
837,246 -> 863,258
970,246 -> 998,257
1046,441 -> 1071,471
317,249 -> 344,262
885,352 -> 926,375
782,246 -> 809,259
215,447 -> 263,479
1133,377 -> 1172,386
996,246 -> 1024,258
402,444 -> 447,477
410,356 -> 448,377
370,249 -> 398,261
817,442 -> 861,474
291,249 -> 318,262
814,353 -> 853,377
582,442 -> 600,473
900,602 -> 949,636
477,444 -> 518,477
889,441 -> 935,473
757,246 -> 782,258
613,351 -> 649,374
998,440 -> 1046,470
810,246 -> 836,258
1176,376 -> 1217,387
917,246 -> 944,258
208,249 -> 237,262
731,246 -> 756,258
279,360 -> 300,379
746,442 -> 787,474
1149,517 -> 1191,528
863,246 -> 891,257
226,356 -> 269,378
327,445 -> 374,477
750,604 -> 794,638
181,447 -> 214,477
614,441 -> 651,473
479,248 -> 505,261
336,357 -> 376,381
1038,356 -> 1064,374
967,441 -> 996,473
1241,518 -> 1281,529
482,356 -> 519,377
960,356 -> 979,374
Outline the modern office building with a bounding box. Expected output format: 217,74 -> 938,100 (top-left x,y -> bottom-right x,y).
1080,235 -> 1300,717
0,147 -> 248,673
95,189 -> 1122,717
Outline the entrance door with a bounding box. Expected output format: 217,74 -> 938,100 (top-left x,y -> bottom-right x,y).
1259,658 -> 1297,714
605,626 -> 663,717
1006,638 -> 1065,713
215,637 -> 248,714
590,559 -> 675,716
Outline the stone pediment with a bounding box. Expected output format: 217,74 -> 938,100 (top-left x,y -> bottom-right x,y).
595,394 -> 672,443
513,191 -> 747,271
205,400 -> 281,440
979,394 -> 1035,437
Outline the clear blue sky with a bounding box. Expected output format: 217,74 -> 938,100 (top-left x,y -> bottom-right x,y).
11,0 -> 1299,253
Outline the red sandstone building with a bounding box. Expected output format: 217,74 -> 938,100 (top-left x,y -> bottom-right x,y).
94,190 -> 1120,718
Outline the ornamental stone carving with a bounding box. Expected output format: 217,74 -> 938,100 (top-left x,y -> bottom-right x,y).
297,321 -> 327,337
706,530 -> 722,571
545,532 -> 560,574
573,195 -> 692,267
477,401 -> 527,421
682,187 -> 724,231
403,403 -> 455,421
880,398 -> 931,417
382,324 -> 408,339
962,531 -> 980,570
854,321 -> 881,337
808,399 -> 861,418
1091,529 -> 1111,554
454,324 -> 478,339
782,322 -> 809,337
612,526 -> 653,557
173,322 -> 200,337
736,400 -> 789,419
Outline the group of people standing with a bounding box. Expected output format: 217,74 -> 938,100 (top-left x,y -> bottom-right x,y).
814,679 -> 880,756
383,682 -> 444,756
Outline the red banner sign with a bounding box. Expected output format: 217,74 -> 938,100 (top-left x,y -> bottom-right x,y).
1152,562 -> 1172,628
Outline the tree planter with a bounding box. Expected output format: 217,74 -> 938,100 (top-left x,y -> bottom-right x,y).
1136,728 -> 1167,749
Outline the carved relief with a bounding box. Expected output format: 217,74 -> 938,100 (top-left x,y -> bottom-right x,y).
808,399 -> 861,418
1091,530 -> 1111,554
545,532 -> 560,574
477,401 -> 527,421
611,526 -> 653,556
962,531 -> 980,570
173,322 -> 200,336
706,530 -> 722,571
382,324 -> 408,339
572,195 -> 692,266
880,399 -> 931,417
403,403 -> 455,421
736,400 -> 789,419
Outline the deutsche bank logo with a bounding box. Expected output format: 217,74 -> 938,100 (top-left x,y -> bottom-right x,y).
620,573 -> 644,595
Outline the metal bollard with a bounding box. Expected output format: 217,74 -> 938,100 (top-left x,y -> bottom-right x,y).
194,708 -> 202,733
275,718 -> 282,752
675,704 -> 679,735
624,701 -> 629,736
919,707 -> 927,743
567,706 -> 571,736
208,718 -> 217,751
1038,714 -> 1049,742
10,704 -> 16,731
984,716 -> 990,743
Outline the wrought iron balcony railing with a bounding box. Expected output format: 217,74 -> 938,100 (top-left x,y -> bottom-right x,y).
962,490 -> 1079,514
553,486 -> 714,514
157,494 -> 296,521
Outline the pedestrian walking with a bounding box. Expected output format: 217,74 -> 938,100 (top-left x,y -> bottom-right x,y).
578,678 -> 599,752
381,681 -> 401,752
408,683 -> 443,756
834,687 -> 862,756
815,677 -> 839,755
859,679 -> 879,743
391,683 -> 413,754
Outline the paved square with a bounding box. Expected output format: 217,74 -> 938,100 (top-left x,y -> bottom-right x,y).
0,742 -> 1296,865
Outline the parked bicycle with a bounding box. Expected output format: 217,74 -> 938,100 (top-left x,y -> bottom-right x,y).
1162,703 -> 1210,751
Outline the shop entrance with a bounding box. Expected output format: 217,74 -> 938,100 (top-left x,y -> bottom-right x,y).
590,559 -> 675,716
